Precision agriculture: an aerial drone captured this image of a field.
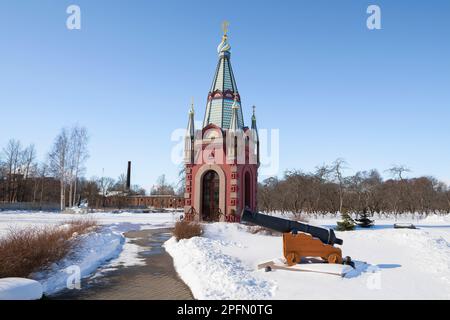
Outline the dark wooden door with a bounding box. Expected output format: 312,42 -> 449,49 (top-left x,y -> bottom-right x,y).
202,171 -> 220,221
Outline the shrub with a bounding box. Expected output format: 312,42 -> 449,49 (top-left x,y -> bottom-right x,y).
0,219 -> 97,278
60,218 -> 97,235
173,220 -> 203,241
336,212 -> 356,231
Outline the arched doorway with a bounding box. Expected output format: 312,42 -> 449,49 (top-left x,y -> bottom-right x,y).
202,170 -> 220,221
244,171 -> 251,209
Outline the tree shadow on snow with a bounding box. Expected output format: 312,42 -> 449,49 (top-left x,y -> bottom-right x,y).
376,264 -> 401,269
344,261 -> 401,279
416,225 -> 450,229
320,224 -> 396,230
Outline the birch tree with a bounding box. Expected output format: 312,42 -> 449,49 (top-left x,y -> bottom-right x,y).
48,128 -> 70,211
70,126 -> 89,207
2,139 -> 22,202
21,144 -> 36,180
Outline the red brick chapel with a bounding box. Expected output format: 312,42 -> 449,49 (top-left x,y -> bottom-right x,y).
183,24 -> 260,222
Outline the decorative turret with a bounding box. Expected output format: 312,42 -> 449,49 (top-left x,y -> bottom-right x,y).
251,106 -> 260,165
230,97 -> 241,133
251,106 -> 258,137
203,22 -> 244,129
184,99 -> 195,164
227,96 -> 242,163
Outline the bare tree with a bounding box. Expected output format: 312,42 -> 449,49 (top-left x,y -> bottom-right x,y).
16,144 -> 37,202
21,144 -> 36,179
79,177 -> 100,208
257,160 -> 450,216
176,164 -> 186,196
258,177 -> 278,212
97,175 -> 115,207
70,126 -> 89,207
331,158 -> 348,213
151,174 -> 175,195
65,126 -> 89,207
2,139 -> 22,202
131,184 -> 146,196
33,163 -> 48,205
386,165 -> 411,181
115,174 -> 127,192
313,164 -> 332,214
48,128 -> 70,211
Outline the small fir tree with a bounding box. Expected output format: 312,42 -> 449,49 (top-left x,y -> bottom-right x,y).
355,208 -> 374,228
336,210 -> 356,231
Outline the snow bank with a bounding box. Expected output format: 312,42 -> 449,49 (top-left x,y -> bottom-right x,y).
422,214 -> 450,224
31,228 -> 124,295
0,278 -> 43,300
166,222 -> 450,300
164,235 -> 275,300
383,229 -> 450,275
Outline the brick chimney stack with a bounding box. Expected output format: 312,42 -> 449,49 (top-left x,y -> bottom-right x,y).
126,161 -> 131,191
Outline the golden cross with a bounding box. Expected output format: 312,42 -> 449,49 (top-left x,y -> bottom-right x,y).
222,21 -> 229,36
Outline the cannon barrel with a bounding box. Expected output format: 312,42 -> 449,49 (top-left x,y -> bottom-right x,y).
241,208 -> 343,246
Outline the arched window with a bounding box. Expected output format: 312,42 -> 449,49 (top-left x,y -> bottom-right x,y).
245,136 -> 250,164
244,171 -> 251,209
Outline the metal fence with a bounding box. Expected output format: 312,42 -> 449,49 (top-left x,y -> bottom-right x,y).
0,202 -> 60,212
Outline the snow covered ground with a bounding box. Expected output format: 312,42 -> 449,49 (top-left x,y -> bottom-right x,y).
165,215 -> 450,300
1,210 -> 449,299
0,210 -> 179,297
0,278 -> 43,300
0,210 -> 179,235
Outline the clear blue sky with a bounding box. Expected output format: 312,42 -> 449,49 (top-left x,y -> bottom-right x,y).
1,0 -> 449,191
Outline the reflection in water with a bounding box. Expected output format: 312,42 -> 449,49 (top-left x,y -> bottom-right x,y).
53,228 -> 193,300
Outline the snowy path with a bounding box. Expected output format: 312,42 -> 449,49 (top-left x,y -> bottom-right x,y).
53,229 -> 193,300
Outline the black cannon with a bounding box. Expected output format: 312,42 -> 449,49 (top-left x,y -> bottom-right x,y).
241,208 -> 349,266
241,208 -> 343,245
